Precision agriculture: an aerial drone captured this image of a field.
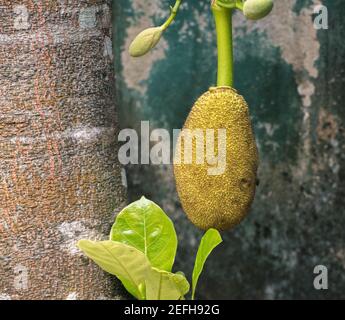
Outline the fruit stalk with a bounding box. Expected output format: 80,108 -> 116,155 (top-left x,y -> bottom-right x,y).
212,3 -> 233,87
162,0 -> 183,31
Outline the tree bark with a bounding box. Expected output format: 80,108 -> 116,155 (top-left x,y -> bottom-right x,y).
0,0 -> 126,300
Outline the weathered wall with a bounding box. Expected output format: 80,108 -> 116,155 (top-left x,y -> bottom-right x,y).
114,0 -> 345,299
0,0 -> 127,300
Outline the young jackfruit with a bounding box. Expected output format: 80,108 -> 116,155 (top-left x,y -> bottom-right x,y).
243,0 -> 274,20
174,86 -> 259,231
129,27 -> 163,57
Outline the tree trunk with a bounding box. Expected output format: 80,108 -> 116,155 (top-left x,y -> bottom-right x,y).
0,0 -> 126,300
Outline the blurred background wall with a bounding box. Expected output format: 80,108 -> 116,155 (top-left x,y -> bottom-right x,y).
113,0 -> 345,299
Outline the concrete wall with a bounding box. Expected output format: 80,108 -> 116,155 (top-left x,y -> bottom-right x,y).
114,0 -> 345,299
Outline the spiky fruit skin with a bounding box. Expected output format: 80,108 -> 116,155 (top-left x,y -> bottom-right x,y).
174,87 -> 259,231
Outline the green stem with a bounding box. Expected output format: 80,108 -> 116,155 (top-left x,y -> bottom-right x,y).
235,0 -> 244,11
212,4 -> 233,87
161,0 -> 183,31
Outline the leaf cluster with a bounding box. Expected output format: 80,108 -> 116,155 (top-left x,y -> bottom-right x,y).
78,197 -> 222,300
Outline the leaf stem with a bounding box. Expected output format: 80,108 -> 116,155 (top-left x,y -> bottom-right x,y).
161,0 -> 183,31
212,4 -> 233,87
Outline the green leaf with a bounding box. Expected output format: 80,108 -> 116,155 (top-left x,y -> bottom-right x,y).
77,240 -> 151,300
192,229 -> 222,300
146,268 -> 190,300
110,196 -> 177,272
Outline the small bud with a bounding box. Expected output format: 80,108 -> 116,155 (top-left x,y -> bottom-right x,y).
243,0 -> 273,20
129,27 -> 163,57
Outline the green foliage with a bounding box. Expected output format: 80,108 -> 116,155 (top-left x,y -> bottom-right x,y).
77,197 -> 222,300
77,240 -> 149,299
110,196 -> 177,272
192,229 -> 223,300
146,268 -> 190,300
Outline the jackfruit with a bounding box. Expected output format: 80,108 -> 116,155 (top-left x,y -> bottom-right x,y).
174,86 -> 259,231
129,27 -> 163,57
243,0 -> 274,20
